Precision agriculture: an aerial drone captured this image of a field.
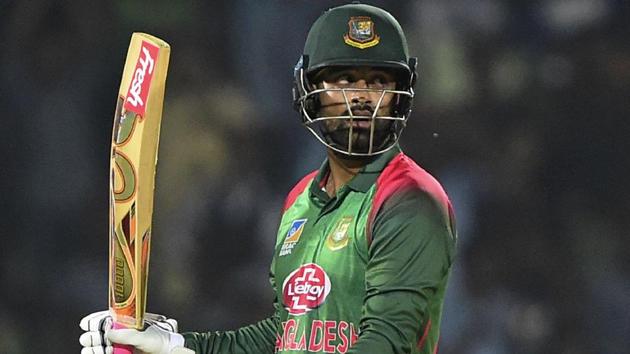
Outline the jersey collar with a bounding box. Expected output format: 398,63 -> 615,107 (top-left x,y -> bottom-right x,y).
310,145 -> 402,201
347,145 -> 401,192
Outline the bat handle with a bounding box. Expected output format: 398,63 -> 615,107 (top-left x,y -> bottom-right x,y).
112,321 -> 135,354
113,344 -> 134,354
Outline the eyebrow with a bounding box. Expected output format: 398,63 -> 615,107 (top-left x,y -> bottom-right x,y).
315,68 -> 396,83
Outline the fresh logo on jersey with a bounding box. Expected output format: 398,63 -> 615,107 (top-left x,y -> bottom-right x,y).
280,219 -> 307,256
344,16 -> 380,49
326,216 -> 353,251
282,263 -> 331,315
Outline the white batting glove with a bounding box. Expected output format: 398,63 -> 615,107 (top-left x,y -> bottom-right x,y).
79,310 -> 193,354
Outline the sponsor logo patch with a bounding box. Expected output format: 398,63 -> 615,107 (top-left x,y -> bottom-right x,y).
326,216 -> 353,251
282,263 -> 331,315
343,16 -> 380,49
280,219 -> 307,256
124,41 -> 159,116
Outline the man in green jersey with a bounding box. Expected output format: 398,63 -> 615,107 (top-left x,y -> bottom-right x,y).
80,3 -> 457,354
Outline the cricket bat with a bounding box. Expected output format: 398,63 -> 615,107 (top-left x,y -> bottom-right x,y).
109,32 -> 170,354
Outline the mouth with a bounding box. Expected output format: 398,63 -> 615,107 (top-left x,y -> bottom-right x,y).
349,120 -> 372,129
349,109 -> 373,117
348,108 -> 374,129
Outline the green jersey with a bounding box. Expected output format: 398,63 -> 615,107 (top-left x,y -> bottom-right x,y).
184,147 -> 457,354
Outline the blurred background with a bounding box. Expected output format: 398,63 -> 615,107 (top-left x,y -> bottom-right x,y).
1,0 -> 629,353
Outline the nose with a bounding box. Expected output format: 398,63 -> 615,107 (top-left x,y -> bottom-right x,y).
349,79 -> 370,104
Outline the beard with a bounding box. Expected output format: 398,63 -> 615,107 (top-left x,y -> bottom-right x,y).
321,107 -> 395,154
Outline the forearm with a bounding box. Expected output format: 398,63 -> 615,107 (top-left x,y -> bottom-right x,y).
347,290 -> 429,354
183,317 -> 278,354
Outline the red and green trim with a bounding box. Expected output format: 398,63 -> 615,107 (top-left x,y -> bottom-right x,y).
366,153 -> 453,246
282,170 -> 318,212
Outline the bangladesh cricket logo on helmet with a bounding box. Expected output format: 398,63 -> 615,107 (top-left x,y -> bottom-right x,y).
293,2 -> 417,156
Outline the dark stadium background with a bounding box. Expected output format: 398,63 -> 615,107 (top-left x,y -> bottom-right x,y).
1,1 -> 629,353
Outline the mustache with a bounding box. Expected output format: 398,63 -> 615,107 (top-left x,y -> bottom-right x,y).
319,102 -> 385,115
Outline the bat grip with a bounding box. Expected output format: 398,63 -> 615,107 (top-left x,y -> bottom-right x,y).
112,321 -> 135,354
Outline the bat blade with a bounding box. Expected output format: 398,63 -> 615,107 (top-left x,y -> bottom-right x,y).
108,32 -> 170,353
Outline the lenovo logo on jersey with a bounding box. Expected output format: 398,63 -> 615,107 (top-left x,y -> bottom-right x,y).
124,41 -> 159,116
282,263 -> 331,315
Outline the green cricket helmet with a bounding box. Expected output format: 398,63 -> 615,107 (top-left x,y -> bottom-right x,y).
293,2 -> 417,156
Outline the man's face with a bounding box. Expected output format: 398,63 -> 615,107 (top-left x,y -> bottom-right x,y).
311,66 -> 398,154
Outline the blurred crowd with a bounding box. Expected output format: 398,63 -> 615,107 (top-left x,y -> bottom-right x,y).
1,1 -> 629,353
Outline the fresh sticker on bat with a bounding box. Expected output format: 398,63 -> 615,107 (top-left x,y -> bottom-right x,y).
124,41 -> 159,116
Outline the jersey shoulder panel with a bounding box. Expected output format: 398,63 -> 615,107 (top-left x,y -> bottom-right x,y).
282,170 -> 318,212
366,153 -> 454,244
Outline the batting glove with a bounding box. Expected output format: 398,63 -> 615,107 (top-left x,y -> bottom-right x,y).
79,310 -> 193,354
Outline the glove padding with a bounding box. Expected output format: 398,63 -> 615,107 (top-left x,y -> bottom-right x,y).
79,310 -> 193,354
